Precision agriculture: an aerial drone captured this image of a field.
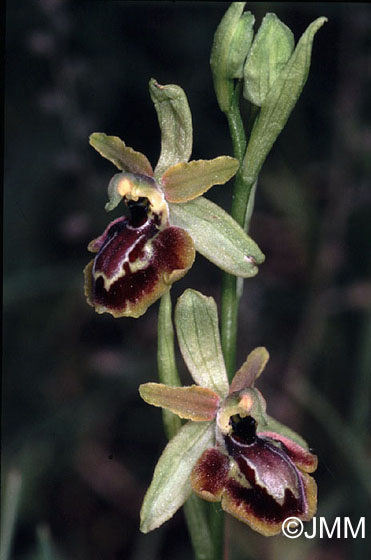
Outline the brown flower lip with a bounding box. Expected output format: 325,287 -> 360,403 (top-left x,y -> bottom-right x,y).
84,192 -> 195,319
191,414 -> 317,536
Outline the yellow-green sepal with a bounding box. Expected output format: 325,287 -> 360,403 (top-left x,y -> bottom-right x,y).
149,79 -> 193,179
175,290 -> 229,398
169,196 -> 265,278
140,420 -> 214,533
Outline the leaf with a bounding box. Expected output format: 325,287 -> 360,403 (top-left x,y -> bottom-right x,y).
169,196 -> 265,278
161,156 -> 239,203
139,383 -> 220,421
241,17 -> 327,187
243,13 -> 294,107
149,79 -> 193,179
89,133 -> 153,176
229,347 -> 269,393
140,421 -> 214,533
157,292 -> 182,439
175,290 -> 229,398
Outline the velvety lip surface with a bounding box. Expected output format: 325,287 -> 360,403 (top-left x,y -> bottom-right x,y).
85,213 -> 195,318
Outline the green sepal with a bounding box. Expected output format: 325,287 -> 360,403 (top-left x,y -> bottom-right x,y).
89,133 -> 153,176
210,2 -> 255,112
161,156 -> 239,203
175,290 -> 229,398
149,79 -> 193,179
140,420 -> 214,533
243,13 -> 294,107
157,292 -> 182,439
241,17 -> 327,187
229,347 -> 269,394
169,196 -> 265,278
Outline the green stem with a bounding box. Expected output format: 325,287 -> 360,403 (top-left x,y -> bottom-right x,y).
219,82 -> 258,557
221,82 -> 252,381
183,496 -> 216,560
157,292 -> 216,560
157,291 -> 182,438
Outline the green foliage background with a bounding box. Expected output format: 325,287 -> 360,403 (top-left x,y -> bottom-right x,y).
4,2 -> 371,559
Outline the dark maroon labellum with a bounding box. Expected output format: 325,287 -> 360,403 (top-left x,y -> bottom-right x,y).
84,197 -> 195,318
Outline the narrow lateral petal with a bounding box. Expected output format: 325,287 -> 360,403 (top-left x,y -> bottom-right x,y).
161,156 -> 239,203
169,197 -> 265,278
139,383 -> 220,421
175,290 -> 229,398
89,133 -> 153,176
229,347 -> 270,394
140,421 -> 214,533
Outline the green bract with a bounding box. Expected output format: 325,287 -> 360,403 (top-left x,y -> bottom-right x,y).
241,16 -> 327,188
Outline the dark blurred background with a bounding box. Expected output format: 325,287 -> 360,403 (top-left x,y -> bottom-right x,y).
3,2 -> 371,559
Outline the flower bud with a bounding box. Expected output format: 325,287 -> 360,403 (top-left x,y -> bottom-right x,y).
243,13 -> 294,107
210,2 -> 254,113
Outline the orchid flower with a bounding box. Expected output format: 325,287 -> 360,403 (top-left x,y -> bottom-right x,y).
139,289 -> 317,536
84,80 -> 264,318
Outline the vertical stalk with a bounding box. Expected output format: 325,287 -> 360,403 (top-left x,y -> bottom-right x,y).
219,82 -> 258,557
221,82 -> 254,381
157,292 -> 216,560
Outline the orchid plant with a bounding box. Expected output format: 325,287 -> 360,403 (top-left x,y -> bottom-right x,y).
84,3 -> 326,559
